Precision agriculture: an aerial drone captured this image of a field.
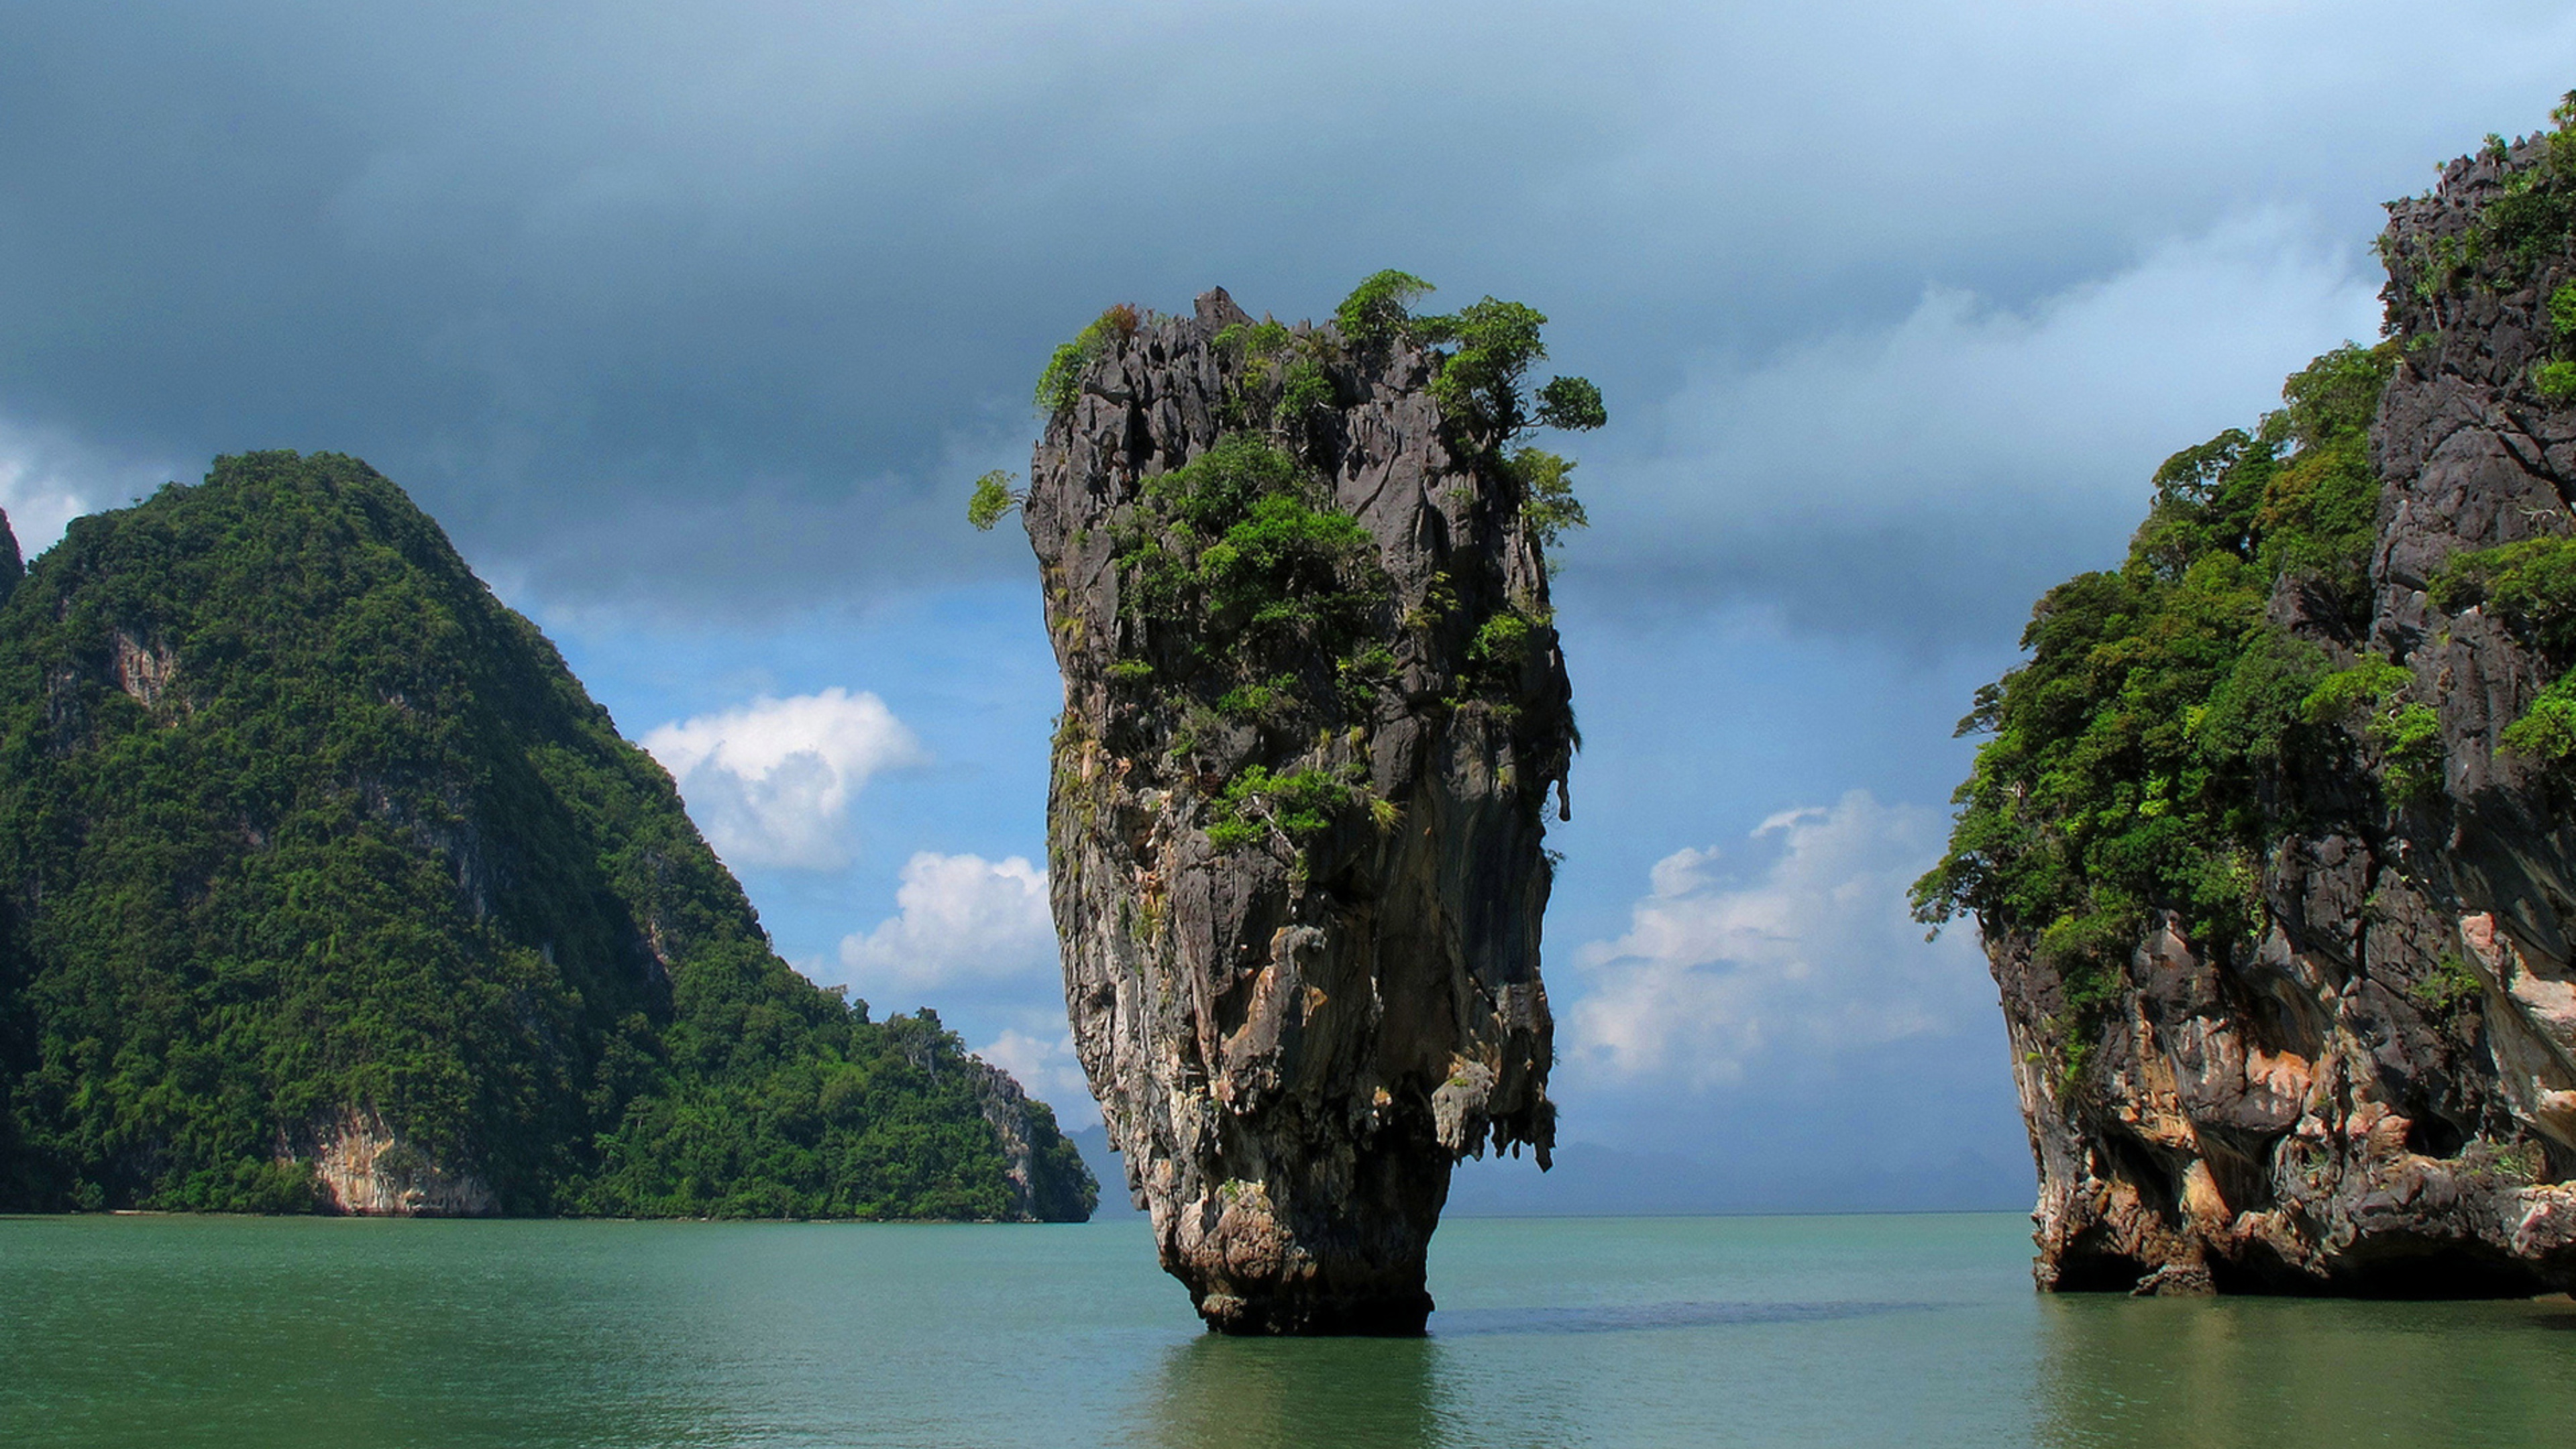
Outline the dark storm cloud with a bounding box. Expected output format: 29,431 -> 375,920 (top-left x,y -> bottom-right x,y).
3,1 -> 2572,631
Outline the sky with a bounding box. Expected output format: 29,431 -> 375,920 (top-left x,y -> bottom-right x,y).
5,0 -> 2574,1213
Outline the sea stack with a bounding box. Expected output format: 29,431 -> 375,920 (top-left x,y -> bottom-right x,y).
1921,116 -> 2576,1293
1017,282 -> 1587,1332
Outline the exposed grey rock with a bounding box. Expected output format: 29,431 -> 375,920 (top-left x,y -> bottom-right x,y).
969,1057 -> 1102,1223
1996,133 -> 2576,1295
0,508 -> 19,607
1018,289 -> 1570,1332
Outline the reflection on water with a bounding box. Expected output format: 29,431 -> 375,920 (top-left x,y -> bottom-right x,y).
0,1217 -> 735,1449
1433,1298 -> 1927,1336
1136,1298 -> 1941,1448
1144,1334 -> 1450,1449
2033,1293 -> 2576,1449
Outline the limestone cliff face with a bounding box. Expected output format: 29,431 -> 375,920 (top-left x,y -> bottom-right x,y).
305,1110 -> 498,1217
1021,289 -> 1569,1332
1996,133 -> 2576,1295
969,1057 -> 1101,1224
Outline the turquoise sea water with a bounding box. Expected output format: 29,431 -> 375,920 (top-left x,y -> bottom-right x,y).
3,1212 -> 2572,1448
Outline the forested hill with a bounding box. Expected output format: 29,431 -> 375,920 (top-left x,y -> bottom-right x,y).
0,453 -> 1094,1220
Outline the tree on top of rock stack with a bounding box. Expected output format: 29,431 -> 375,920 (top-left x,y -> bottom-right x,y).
979,272 -> 1601,1333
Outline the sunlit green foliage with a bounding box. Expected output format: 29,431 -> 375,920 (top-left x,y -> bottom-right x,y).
1214,319 -> 1295,360
2412,951 -> 2486,1011
1204,765 -> 1366,851
1324,270 -> 1606,568
1507,447 -> 1588,552
2433,533 -> 2576,769
2436,536 -> 2576,654
967,470 -> 1022,531
2538,285 -> 2576,390
1278,358 -> 1334,419
2478,96 -> 2576,275
1332,270 -> 1435,345
1214,675 -> 1287,720
1211,318 -> 1330,431
1035,303 -> 1141,415
0,453 -> 1093,1219
2301,659 -> 2443,800
2503,672 -> 2576,762
1470,609 -> 1540,669
1915,345 -> 2408,1075
1104,433 -> 1394,851
2125,343 -> 2392,608
1116,434 -> 1385,666
1417,298 -> 1548,438
1057,274 -> 1601,857
1536,376 -> 1609,431
2385,94 -> 2576,297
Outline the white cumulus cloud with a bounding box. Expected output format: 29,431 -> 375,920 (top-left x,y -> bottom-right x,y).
0,417 -> 178,557
1568,790 -> 1992,1087
640,688 -> 922,869
836,850 -> 1056,994
972,1026 -> 1093,1110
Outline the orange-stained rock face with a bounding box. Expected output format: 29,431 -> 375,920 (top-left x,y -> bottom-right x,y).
304,1110 -> 496,1217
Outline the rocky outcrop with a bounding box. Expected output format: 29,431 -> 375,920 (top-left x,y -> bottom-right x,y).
1996,129 -> 2576,1295
969,1057 -> 1101,1223
1020,288 -> 1572,1332
302,1110 -> 498,1217
1,507 -> 19,606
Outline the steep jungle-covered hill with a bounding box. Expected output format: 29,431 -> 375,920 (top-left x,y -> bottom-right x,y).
0,451 -> 1093,1220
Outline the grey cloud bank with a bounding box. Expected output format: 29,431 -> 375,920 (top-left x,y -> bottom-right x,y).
5,1 -> 2571,634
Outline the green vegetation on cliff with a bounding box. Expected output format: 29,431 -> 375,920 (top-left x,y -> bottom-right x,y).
2383,93 -> 2576,302
2431,536 -> 2576,767
998,272 -> 1603,863
0,452 -> 1094,1218
1913,343 -> 2405,1076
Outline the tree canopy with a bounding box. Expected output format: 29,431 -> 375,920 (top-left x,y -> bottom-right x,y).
0,451 -> 1094,1218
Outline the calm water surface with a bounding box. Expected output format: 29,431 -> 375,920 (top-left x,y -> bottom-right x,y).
3,1212 -> 2571,1447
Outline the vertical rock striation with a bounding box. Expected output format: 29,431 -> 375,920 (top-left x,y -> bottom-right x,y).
1020,288 -> 1573,1332
0,508 -> 19,606
1952,123 -> 2576,1295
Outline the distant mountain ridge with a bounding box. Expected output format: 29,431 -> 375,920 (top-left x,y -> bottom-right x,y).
0,452 -> 1094,1219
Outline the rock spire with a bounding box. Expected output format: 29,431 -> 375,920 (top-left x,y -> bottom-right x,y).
1019,286 -> 1578,1332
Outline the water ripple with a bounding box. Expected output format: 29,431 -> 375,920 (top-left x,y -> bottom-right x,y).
1430,1299 -> 1932,1336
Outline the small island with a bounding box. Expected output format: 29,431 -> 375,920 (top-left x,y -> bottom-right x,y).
986,274 -> 1600,1332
